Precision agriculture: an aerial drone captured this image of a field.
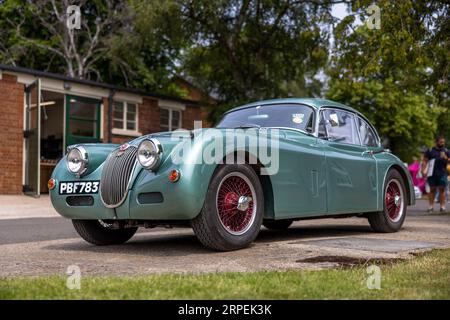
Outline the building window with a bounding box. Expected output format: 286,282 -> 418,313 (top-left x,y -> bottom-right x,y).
112,101 -> 139,135
160,108 -> 182,131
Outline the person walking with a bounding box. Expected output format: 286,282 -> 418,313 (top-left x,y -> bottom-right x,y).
424,136 -> 450,212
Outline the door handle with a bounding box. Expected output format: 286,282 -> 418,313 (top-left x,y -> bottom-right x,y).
362,149 -> 385,156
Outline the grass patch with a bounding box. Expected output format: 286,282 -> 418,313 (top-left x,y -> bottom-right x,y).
1,249 -> 449,300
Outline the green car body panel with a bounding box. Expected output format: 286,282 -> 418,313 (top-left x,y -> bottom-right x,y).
50,98 -> 414,221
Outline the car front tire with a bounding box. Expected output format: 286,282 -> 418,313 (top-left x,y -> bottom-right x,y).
367,169 -> 407,233
192,164 -> 264,251
72,220 -> 138,245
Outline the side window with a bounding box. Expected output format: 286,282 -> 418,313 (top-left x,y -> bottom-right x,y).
356,117 -> 379,147
322,109 -> 360,145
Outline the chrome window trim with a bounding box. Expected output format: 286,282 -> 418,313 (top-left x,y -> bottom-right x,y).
352,113 -> 363,146
217,103 -> 381,147
355,114 -> 381,148
315,106 -> 381,148
265,126 -> 315,137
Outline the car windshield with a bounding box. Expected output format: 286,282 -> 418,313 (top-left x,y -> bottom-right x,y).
216,104 -> 315,133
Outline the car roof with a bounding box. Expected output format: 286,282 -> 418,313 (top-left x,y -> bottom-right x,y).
226,98 -> 360,114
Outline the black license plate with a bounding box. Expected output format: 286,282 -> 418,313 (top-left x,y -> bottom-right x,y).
59,181 -> 100,195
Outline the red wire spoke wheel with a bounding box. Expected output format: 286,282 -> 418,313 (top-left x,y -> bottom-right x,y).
216,172 -> 257,235
385,179 -> 404,222
191,164 -> 264,251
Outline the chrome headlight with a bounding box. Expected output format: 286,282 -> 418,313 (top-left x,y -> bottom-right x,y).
66,146 -> 88,177
137,138 -> 163,170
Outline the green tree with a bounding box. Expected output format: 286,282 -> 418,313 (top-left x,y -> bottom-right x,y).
175,0 -> 333,122
0,0 -> 133,79
326,0 -> 449,161
0,0 -> 185,96
118,0 -> 189,96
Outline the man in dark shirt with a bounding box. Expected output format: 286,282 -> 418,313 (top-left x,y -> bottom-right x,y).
424,136 -> 450,212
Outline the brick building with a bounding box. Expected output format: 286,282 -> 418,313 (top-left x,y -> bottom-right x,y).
0,64 -> 212,196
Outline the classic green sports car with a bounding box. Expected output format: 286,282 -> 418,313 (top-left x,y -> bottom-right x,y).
49,98 -> 414,251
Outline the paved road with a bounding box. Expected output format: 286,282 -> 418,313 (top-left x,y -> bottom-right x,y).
0,196 -> 449,276
0,218 -> 76,245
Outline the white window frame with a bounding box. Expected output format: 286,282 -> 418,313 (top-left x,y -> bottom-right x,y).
112,101 -> 141,136
160,107 -> 182,131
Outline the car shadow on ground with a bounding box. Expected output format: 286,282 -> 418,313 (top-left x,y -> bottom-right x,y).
256,224 -> 372,243
42,223 -> 374,257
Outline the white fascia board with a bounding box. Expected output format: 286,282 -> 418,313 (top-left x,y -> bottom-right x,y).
114,92 -> 143,104
158,99 -> 186,111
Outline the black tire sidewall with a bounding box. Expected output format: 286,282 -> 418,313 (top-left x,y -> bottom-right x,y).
203,164 -> 264,249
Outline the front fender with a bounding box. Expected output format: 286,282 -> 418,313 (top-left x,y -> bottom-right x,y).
130,134 -> 220,220
129,129 -> 262,220
376,153 -> 415,210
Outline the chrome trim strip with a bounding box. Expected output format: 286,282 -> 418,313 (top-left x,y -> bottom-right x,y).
316,106 -> 381,147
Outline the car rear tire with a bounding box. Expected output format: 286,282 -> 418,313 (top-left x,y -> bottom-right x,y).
367,169 -> 407,233
263,219 -> 293,230
72,220 -> 137,245
192,164 -> 264,251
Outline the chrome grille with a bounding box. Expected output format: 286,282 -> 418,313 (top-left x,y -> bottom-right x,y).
100,146 -> 137,208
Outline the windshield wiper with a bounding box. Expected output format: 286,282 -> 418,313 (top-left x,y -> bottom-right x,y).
233,123 -> 261,129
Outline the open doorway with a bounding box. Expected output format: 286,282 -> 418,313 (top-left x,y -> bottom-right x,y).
40,90 -> 64,193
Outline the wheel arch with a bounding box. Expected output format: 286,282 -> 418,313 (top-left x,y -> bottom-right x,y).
219,150 -> 275,219
384,164 -> 414,206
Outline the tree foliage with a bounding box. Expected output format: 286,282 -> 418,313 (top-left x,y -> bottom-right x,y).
0,0 -> 133,79
0,0 -> 447,161
0,0 -> 184,95
176,0 -> 333,121
327,0 -> 449,161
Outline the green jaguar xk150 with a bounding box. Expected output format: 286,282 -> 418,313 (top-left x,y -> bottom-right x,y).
49,98 -> 414,251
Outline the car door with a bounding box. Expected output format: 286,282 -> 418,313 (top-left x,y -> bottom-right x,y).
271,130 -> 327,218
257,105 -> 327,218
318,108 -> 378,214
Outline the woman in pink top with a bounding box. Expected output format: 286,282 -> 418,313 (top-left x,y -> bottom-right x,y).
408,156 -> 426,193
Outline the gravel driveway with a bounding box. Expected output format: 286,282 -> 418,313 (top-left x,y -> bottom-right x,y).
0,195 -> 449,277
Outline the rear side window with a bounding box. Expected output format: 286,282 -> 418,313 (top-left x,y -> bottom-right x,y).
356,117 -> 379,147
321,109 -> 360,145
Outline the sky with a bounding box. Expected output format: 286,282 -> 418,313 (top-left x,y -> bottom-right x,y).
331,2 -> 349,20
331,2 -> 364,24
